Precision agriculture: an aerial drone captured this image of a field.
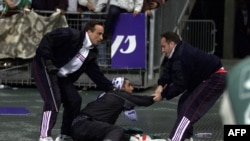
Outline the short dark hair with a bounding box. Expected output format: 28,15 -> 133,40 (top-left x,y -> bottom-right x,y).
160,31 -> 181,44
83,20 -> 103,32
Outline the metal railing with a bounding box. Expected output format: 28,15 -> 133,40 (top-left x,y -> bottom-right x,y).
0,10 -> 160,89
177,20 -> 217,54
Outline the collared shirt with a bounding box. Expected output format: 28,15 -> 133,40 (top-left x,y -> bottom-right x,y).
57,32 -> 93,77
83,32 -> 94,50
168,44 -> 176,59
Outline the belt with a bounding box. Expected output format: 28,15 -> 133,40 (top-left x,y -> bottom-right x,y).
72,115 -> 90,127
215,67 -> 227,73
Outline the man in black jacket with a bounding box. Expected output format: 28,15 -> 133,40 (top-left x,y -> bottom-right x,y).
31,20 -> 114,141
71,77 -> 155,141
152,32 -> 227,141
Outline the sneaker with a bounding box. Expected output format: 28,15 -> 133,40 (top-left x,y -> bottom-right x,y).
55,135 -> 73,141
39,136 -> 54,141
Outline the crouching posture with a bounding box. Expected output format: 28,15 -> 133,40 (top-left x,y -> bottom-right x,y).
152,31 -> 227,141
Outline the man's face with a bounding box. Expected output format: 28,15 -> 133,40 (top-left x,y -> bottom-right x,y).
161,37 -> 175,58
87,25 -> 104,45
122,80 -> 134,94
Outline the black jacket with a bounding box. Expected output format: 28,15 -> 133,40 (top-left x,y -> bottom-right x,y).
31,0 -> 68,11
158,41 -> 222,99
79,90 -> 154,124
34,27 -> 113,92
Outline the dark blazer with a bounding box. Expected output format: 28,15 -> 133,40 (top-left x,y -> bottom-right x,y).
158,41 -> 222,99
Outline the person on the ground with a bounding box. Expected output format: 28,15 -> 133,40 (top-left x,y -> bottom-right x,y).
71,77 -> 155,141
31,20 -> 115,141
152,31 -> 227,141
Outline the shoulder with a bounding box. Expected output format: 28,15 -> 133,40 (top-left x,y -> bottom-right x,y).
180,41 -> 200,55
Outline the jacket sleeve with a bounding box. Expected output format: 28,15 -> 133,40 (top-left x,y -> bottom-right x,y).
130,95 -> 154,106
118,91 -> 154,107
157,60 -> 171,87
78,0 -> 88,6
161,60 -> 186,100
134,0 -> 143,12
84,58 -> 114,92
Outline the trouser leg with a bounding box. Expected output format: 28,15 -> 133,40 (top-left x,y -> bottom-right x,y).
169,73 -> 226,141
59,77 -> 82,136
103,126 -> 124,141
31,59 -> 61,137
71,119 -> 124,141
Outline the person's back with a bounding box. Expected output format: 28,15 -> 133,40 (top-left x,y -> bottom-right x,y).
80,91 -> 131,124
179,41 -> 222,91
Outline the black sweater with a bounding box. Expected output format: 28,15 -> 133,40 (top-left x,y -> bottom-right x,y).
158,41 -> 222,99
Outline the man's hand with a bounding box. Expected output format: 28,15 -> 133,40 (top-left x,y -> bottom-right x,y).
155,85 -> 163,94
151,85 -> 163,101
145,10 -> 152,17
5,0 -> 16,9
149,2 -> 158,9
152,92 -> 163,101
54,8 -> 65,15
132,10 -> 140,16
86,2 -> 95,11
